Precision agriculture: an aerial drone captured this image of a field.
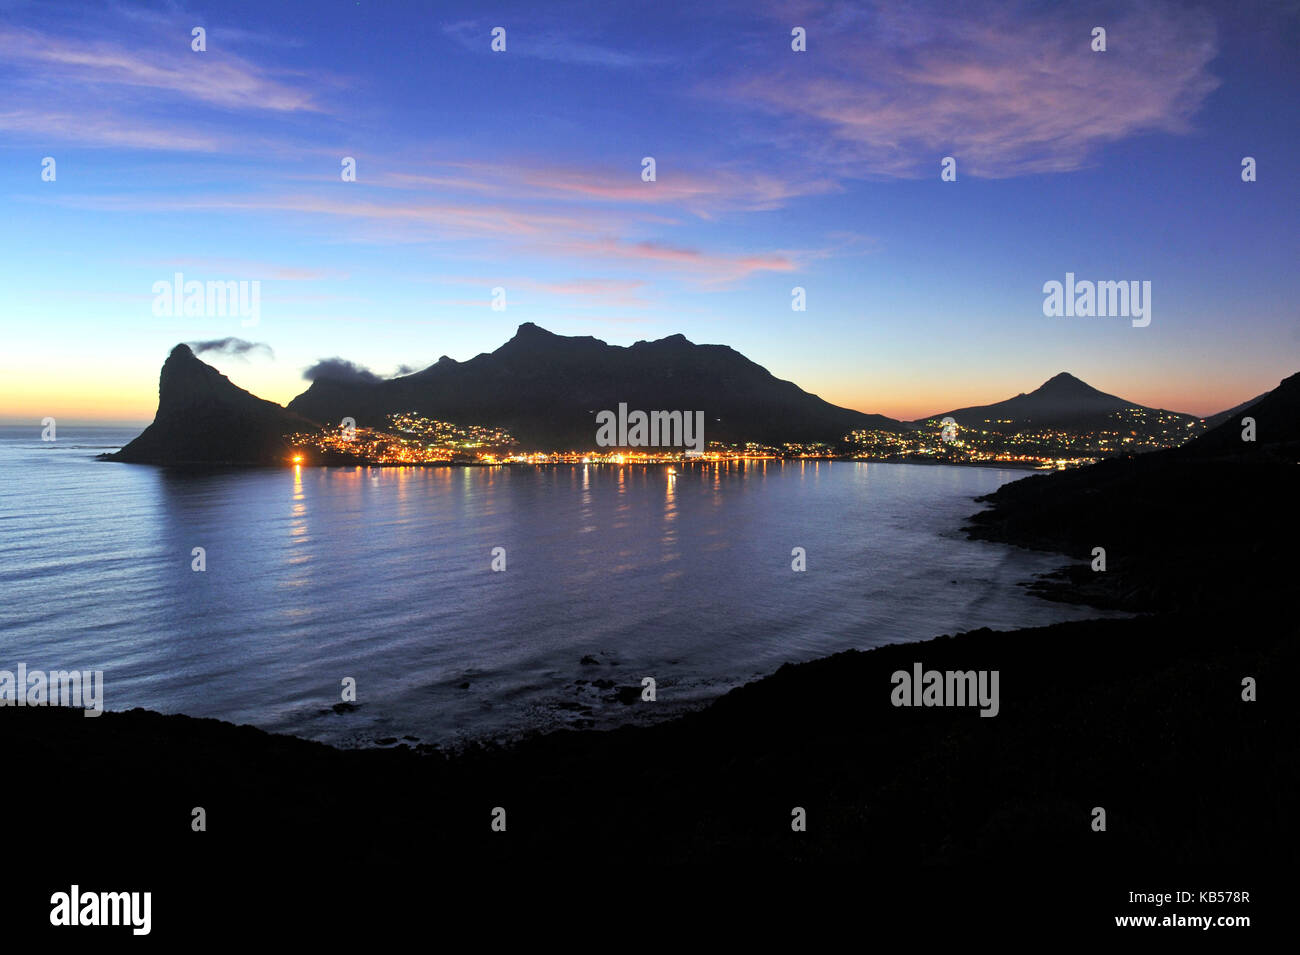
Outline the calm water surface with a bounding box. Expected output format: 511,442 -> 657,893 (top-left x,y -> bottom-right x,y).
0,427 -> 1113,747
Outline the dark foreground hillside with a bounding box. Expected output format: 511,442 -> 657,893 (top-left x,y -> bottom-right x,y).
6,604 -> 1290,935
967,370 -> 1299,611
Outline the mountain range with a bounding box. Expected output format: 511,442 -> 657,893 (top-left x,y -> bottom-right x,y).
286,322 -> 898,448
108,324 -> 1275,465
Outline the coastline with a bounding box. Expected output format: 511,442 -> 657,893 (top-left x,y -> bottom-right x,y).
8,609 -> 1289,900
96,449 -> 1050,471
7,481 -> 1290,868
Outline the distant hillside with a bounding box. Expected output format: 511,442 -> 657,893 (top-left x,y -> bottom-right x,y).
1202,390 -> 1271,430
966,370 -> 1300,611
921,372 -> 1199,432
108,345 -> 315,465
1173,374 -> 1300,458
286,322 -> 901,448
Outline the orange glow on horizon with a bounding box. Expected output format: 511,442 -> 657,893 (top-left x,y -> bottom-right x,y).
0,356 -> 1277,427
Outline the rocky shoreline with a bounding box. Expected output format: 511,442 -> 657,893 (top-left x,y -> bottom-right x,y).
8,604 -> 1289,930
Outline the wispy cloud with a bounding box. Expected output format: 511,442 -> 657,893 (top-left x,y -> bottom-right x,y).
0,17 -> 335,154
48,188 -> 809,285
301,357 -> 383,385
0,26 -> 325,112
438,276 -> 651,307
720,0 -> 1220,178
150,257 -> 349,281
187,337 -> 274,360
45,191 -> 607,240
0,110 -> 221,151
442,19 -> 672,68
375,161 -> 840,215
553,237 -> 799,285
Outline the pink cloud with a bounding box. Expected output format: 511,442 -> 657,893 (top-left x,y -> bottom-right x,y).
147,257 -> 349,280
0,27 -> 324,113
55,192 -> 607,241
374,161 -> 840,215
719,0 -> 1220,178
0,110 -> 220,151
46,193 -> 807,286
438,276 -> 650,306
555,238 -> 798,284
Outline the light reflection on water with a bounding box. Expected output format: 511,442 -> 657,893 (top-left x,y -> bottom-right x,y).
0,427 -> 1119,749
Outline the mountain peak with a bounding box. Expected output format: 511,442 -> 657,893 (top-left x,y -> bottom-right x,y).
113,345 -> 310,465
657,332 -> 693,346
159,343 -> 221,403
493,322 -> 607,360
923,371 -> 1167,431
513,322 -> 555,339
1040,372 -> 1089,389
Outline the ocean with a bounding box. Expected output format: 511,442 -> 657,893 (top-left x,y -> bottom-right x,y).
0,426 -> 1115,748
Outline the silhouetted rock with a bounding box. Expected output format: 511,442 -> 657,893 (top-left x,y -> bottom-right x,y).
108,344 -> 316,466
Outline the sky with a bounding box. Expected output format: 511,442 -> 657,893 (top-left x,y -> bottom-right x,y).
1,0 -> 1297,425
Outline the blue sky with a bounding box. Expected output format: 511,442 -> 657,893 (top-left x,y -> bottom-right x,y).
1,0 -> 1297,424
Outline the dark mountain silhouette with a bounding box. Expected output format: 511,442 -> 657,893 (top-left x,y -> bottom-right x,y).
1202,390 -> 1271,430
1174,373 -> 1299,457
286,322 -> 901,447
967,370 -> 1300,610
107,344 -> 315,465
921,372 -> 1198,431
